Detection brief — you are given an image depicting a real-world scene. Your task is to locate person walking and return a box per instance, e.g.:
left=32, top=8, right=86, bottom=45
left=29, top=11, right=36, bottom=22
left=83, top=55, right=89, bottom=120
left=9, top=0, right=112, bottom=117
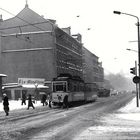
left=63, top=95, right=69, bottom=109
left=41, top=94, right=47, bottom=106
left=27, top=94, right=35, bottom=110
left=2, top=93, right=9, bottom=116
left=21, top=93, right=26, bottom=105
left=47, top=94, right=52, bottom=108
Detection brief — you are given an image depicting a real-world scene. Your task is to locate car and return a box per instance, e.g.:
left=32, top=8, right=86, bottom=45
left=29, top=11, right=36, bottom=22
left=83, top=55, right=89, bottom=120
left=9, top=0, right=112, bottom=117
left=110, top=90, right=118, bottom=96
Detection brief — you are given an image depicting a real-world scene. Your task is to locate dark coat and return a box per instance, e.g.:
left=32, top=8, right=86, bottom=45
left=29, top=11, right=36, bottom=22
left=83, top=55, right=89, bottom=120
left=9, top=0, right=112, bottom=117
left=22, top=93, right=26, bottom=101
left=3, top=96, right=9, bottom=106
left=28, top=95, right=33, bottom=106
left=41, top=94, right=47, bottom=103
left=63, top=95, right=68, bottom=104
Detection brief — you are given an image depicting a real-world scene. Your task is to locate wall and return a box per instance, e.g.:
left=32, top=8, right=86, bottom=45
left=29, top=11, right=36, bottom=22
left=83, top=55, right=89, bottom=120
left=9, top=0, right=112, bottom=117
left=83, top=47, right=104, bottom=87
left=1, top=32, right=56, bottom=83
left=55, top=27, right=83, bottom=79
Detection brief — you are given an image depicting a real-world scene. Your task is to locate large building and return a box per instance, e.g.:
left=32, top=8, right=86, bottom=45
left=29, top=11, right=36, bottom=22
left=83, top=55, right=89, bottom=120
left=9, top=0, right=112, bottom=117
left=0, top=5, right=83, bottom=81
left=0, top=4, right=104, bottom=99
left=82, top=47, right=104, bottom=88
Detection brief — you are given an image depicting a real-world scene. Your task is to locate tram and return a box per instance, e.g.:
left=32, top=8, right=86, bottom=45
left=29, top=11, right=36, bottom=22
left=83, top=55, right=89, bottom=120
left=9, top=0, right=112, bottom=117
left=50, top=75, right=98, bottom=106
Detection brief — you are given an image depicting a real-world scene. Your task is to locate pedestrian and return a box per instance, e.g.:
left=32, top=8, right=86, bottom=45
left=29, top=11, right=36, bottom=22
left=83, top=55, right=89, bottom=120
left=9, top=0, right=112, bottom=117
left=41, top=94, right=47, bottom=106
left=47, top=94, right=52, bottom=108
left=2, top=93, right=9, bottom=116
left=21, top=93, right=26, bottom=105
left=27, top=94, right=35, bottom=110
left=63, top=94, right=69, bottom=109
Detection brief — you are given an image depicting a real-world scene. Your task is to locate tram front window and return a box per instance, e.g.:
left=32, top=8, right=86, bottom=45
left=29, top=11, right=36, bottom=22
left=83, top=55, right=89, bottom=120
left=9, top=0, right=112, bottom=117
left=56, top=85, right=64, bottom=91
left=53, top=82, right=67, bottom=92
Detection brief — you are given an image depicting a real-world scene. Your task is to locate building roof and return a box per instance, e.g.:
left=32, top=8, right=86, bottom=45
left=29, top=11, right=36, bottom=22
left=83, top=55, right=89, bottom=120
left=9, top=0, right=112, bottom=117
left=0, top=6, right=55, bottom=34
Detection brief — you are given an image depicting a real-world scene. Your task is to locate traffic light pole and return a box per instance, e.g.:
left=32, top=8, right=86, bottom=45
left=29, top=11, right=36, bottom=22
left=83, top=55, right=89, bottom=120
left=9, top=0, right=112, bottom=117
left=137, top=21, right=140, bottom=100
left=113, top=11, right=140, bottom=106
left=135, top=61, right=139, bottom=107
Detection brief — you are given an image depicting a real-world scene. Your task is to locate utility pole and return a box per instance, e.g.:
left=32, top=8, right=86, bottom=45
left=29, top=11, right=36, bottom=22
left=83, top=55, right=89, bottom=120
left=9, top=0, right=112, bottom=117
left=135, top=61, right=139, bottom=107
left=113, top=10, right=140, bottom=101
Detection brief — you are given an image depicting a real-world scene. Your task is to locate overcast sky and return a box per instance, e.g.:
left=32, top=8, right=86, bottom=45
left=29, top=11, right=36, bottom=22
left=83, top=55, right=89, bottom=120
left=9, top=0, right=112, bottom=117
left=0, top=0, right=140, bottom=78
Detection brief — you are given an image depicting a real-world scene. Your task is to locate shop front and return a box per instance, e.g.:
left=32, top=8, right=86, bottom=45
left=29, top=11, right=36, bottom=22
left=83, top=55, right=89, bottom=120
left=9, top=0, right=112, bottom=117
left=3, top=78, right=49, bottom=100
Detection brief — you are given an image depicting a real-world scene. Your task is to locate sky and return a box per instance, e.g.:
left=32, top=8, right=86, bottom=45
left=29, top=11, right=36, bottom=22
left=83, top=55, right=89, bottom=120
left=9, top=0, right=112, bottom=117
left=0, top=0, right=139, bottom=78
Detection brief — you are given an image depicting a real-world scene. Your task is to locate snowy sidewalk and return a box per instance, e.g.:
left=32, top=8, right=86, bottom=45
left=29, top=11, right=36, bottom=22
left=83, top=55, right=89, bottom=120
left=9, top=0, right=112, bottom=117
left=74, top=97, right=140, bottom=140
left=117, top=97, right=140, bottom=121
left=0, top=100, right=42, bottom=112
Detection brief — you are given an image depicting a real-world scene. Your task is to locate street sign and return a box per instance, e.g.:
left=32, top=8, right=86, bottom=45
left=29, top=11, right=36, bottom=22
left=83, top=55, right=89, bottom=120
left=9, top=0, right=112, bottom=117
left=18, top=78, right=45, bottom=85
left=133, top=76, right=140, bottom=84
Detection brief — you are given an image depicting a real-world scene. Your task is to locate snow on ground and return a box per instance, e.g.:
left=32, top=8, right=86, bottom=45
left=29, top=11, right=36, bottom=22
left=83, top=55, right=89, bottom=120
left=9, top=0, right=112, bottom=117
left=117, top=97, right=140, bottom=121
left=0, top=99, right=42, bottom=112
left=74, top=97, right=140, bottom=140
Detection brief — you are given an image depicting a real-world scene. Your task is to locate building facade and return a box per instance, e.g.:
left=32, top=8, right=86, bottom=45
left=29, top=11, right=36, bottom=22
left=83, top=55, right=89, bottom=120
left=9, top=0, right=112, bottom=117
left=0, top=5, right=83, bottom=83
left=83, top=47, right=104, bottom=88
left=0, top=5, right=104, bottom=99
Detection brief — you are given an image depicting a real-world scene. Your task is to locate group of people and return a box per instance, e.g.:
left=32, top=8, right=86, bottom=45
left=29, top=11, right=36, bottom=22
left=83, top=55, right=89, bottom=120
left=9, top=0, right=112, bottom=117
left=2, top=92, right=52, bottom=116
left=2, top=93, right=68, bottom=116
left=41, top=94, right=52, bottom=108
left=2, top=93, right=36, bottom=116
left=22, top=93, right=52, bottom=109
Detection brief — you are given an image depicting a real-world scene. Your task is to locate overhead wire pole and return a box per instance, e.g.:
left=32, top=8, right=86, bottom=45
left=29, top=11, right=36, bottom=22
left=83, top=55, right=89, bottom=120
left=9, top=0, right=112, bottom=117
left=137, top=18, right=140, bottom=100
left=113, top=11, right=140, bottom=101
left=135, top=61, right=139, bottom=107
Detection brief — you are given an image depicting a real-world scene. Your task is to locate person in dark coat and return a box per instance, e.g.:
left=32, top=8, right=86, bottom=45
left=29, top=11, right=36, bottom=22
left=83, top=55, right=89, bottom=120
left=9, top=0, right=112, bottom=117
left=21, top=93, right=26, bottom=105
left=63, top=95, right=69, bottom=109
left=2, top=93, right=9, bottom=116
left=47, top=94, right=52, bottom=108
left=27, top=94, right=35, bottom=110
left=41, top=94, right=47, bottom=106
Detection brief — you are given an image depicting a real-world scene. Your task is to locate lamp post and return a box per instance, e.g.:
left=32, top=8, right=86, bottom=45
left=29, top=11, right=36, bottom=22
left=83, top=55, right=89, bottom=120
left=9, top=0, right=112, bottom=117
left=114, top=10, right=140, bottom=101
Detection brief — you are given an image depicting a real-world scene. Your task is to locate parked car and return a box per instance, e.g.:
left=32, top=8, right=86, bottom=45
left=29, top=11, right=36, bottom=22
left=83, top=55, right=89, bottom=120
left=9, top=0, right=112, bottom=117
left=110, top=90, right=118, bottom=96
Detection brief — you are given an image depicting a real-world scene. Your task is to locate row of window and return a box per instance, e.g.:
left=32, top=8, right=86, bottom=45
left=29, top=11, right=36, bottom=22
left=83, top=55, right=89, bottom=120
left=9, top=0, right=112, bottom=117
left=56, top=32, right=82, bottom=54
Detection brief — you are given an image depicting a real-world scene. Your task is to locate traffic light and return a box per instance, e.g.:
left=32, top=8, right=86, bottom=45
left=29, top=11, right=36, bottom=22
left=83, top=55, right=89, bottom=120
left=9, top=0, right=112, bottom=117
left=130, top=67, right=136, bottom=75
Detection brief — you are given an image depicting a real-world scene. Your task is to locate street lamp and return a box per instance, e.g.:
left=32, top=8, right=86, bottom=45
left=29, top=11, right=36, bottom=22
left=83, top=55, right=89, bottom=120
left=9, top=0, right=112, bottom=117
left=114, top=10, right=140, bottom=102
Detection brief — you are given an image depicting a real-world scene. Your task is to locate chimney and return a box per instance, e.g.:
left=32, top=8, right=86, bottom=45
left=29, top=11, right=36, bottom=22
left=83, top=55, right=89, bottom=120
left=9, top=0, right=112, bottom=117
left=61, top=27, right=71, bottom=35
left=72, top=33, right=82, bottom=43
left=25, top=0, right=29, bottom=8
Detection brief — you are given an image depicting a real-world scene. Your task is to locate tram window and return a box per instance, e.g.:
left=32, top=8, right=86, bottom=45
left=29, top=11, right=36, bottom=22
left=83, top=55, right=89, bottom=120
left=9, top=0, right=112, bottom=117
left=56, top=85, right=63, bottom=91
left=53, top=84, right=67, bottom=92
